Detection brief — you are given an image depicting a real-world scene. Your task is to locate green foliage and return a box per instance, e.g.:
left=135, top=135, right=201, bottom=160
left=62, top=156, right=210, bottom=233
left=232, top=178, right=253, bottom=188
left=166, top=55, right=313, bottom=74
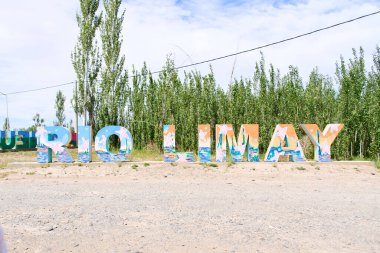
left=2, top=117, right=9, bottom=131
left=375, top=160, right=380, bottom=170
left=26, top=113, right=45, bottom=132
left=54, top=90, right=66, bottom=126
left=104, top=47, right=380, bottom=161
left=72, top=0, right=102, bottom=129
left=116, top=46, right=377, bottom=161
left=97, top=0, right=128, bottom=149
left=70, top=1, right=379, bottom=161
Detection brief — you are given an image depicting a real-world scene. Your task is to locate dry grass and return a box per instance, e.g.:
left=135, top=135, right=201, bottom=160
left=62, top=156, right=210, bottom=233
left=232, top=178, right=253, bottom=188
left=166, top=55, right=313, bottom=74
left=375, top=160, right=380, bottom=170
left=0, top=150, right=36, bottom=167
left=0, top=148, right=165, bottom=168
left=130, top=149, right=162, bottom=161
left=0, top=171, right=16, bottom=179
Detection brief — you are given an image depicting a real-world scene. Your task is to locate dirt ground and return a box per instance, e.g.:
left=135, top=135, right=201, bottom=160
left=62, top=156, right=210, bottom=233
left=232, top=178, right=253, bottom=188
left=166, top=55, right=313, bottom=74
left=0, top=161, right=379, bottom=253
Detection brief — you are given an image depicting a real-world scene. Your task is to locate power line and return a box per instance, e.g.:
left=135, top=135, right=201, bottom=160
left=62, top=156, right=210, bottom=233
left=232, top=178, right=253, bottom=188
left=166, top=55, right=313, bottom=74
left=3, top=9, right=380, bottom=95
left=168, top=10, right=380, bottom=71
left=5, top=81, right=75, bottom=95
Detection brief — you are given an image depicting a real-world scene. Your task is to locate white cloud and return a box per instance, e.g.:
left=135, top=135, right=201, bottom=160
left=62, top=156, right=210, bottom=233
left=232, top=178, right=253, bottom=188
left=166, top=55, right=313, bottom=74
left=0, top=0, right=379, bottom=129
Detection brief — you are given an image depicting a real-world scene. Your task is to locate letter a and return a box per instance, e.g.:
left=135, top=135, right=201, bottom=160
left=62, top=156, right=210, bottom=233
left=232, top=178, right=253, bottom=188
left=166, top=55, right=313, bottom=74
left=264, top=124, right=305, bottom=162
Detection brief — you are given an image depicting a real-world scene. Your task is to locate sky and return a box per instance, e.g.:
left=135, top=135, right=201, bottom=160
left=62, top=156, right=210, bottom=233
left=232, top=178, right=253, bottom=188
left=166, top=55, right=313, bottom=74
left=0, top=0, right=379, bottom=129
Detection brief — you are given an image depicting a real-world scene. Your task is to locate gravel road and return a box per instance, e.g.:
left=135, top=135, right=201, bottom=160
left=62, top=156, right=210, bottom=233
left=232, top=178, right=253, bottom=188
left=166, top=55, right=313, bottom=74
left=0, top=162, right=379, bottom=252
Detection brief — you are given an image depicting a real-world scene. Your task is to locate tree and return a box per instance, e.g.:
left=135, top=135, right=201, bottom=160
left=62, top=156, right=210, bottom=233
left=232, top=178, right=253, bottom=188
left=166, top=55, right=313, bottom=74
left=68, top=119, right=75, bottom=133
left=28, top=114, right=45, bottom=132
left=2, top=117, right=9, bottom=131
left=72, top=0, right=102, bottom=128
left=120, top=47, right=380, bottom=161
left=336, top=47, right=367, bottom=159
left=366, top=46, right=380, bottom=160
left=54, top=90, right=66, bottom=126
left=97, top=0, right=128, bottom=130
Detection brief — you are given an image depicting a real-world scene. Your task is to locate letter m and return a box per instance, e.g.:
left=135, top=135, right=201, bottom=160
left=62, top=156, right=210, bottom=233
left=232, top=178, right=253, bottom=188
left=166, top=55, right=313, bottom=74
left=215, top=124, right=259, bottom=162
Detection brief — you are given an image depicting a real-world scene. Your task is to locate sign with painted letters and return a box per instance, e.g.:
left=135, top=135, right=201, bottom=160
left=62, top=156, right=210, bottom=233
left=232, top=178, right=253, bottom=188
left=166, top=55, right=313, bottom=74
left=0, top=131, right=76, bottom=151
left=2, top=123, right=343, bottom=164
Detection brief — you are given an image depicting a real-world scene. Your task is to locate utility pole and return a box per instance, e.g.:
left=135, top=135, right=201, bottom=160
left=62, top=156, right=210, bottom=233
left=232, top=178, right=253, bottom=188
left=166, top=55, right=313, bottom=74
left=75, top=81, right=79, bottom=134
left=84, top=48, right=89, bottom=126
left=0, top=91, right=9, bottom=131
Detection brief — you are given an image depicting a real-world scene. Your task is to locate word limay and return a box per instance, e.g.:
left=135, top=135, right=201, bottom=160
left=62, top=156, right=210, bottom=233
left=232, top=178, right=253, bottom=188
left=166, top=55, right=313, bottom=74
left=33, top=123, right=344, bottom=164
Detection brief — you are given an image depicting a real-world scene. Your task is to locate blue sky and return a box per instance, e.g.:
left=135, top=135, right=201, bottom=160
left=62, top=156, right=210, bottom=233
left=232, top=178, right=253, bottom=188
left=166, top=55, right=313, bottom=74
left=0, top=0, right=379, bottom=129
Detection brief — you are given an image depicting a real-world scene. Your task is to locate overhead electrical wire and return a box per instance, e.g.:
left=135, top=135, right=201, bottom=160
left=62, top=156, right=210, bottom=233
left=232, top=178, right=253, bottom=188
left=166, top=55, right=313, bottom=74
left=5, top=81, right=75, bottom=95
left=168, top=10, right=380, bottom=71
left=3, top=9, right=379, bottom=96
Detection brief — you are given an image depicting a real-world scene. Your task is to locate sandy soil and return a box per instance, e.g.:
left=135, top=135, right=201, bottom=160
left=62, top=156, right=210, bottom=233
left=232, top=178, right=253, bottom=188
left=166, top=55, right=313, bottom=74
left=0, top=161, right=379, bottom=253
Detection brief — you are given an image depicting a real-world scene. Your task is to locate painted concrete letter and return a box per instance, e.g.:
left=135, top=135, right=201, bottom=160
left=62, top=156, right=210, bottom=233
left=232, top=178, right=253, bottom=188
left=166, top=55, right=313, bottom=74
left=264, top=124, right=305, bottom=162
left=36, top=126, right=74, bottom=163
left=78, top=126, right=92, bottom=163
left=198, top=124, right=211, bottom=163
left=0, top=131, right=15, bottom=150
left=215, top=124, right=259, bottom=162
left=95, top=126, right=133, bottom=162
left=15, top=131, right=30, bottom=149
left=301, top=124, right=344, bottom=162
left=163, top=125, right=194, bottom=162
left=0, top=131, right=36, bottom=150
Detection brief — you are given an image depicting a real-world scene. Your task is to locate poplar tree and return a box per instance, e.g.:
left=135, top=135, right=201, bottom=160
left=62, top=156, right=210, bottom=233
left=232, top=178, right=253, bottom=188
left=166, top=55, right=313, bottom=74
left=366, top=46, right=380, bottom=160
left=336, top=47, right=367, bottom=158
left=69, top=8, right=378, bottom=164
left=97, top=0, right=128, bottom=131
left=2, top=118, right=9, bottom=131
left=54, top=90, right=66, bottom=126
left=72, top=0, right=102, bottom=129
left=30, top=114, right=44, bottom=132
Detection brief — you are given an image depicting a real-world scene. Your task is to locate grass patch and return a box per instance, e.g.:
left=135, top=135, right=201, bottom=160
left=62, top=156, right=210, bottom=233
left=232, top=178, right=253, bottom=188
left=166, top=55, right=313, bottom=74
left=272, top=163, right=278, bottom=168
left=0, top=172, right=10, bottom=179
left=227, top=161, right=235, bottom=168
left=201, top=163, right=209, bottom=168
left=117, top=162, right=123, bottom=168
left=0, top=171, right=16, bottom=179
left=26, top=172, right=36, bottom=176
left=315, top=166, right=320, bottom=170
left=143, top=163, right=150, bottom=167
left=130, top=148, right=162, bottom=161
left=295, top=166, right=306, bottom=171
left=131, top=164, right=139, bottom=170
left=202, top=163, right=218, bottom=169
left=170, top=162, right=177, bottom=167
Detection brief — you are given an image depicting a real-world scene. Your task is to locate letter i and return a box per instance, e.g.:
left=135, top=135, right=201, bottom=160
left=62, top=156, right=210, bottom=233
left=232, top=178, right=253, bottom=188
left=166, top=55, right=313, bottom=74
left=78, top=126, right=92, bottom=163
left=198, top=124, right=211, bottom=162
